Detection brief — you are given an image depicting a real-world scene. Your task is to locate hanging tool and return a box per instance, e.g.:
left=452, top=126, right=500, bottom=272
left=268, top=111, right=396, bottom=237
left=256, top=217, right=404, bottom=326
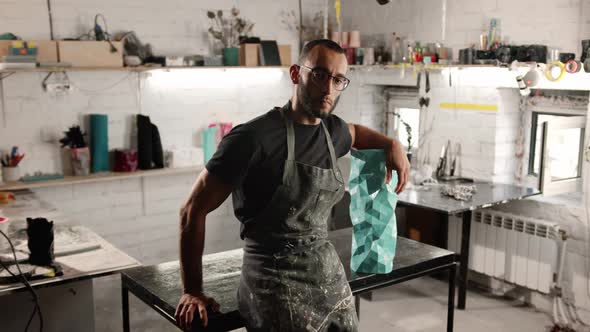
left=425, top=69, right=430, bottom=93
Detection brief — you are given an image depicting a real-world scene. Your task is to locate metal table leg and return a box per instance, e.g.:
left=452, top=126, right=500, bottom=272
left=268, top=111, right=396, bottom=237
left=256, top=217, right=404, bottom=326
left=355, top=295, right=360, bottom=320
left=122, top=283, right=130, bottom=332
left=447, top=263, right=456, bottom=332
left=458, top=211, right=472, bottom=309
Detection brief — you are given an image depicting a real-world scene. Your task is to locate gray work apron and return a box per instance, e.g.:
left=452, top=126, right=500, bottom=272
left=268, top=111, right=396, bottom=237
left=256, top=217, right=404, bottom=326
left=237, top=104, right=358, bottom=332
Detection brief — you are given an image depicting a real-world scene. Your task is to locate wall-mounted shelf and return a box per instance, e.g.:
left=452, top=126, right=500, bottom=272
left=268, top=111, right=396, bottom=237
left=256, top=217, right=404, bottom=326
left=351, top=64, right=590, bottom=91
left=0, top=165, right=204, bottom=191
left=0, top=65, right=290, bottom=74
left=0, top=64, right=502, bottom=74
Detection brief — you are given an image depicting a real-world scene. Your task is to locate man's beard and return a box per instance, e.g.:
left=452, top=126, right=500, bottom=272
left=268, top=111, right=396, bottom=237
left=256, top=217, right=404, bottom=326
left=296, top=81, right=340, bottom=120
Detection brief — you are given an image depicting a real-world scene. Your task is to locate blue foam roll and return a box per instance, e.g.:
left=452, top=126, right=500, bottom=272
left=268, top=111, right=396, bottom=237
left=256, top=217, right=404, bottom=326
left=90, top=114, right=109, bottom=172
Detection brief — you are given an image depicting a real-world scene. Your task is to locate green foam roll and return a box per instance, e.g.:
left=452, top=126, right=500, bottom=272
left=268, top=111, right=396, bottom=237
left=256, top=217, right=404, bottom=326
left=90, top=114, right=109, bottom=172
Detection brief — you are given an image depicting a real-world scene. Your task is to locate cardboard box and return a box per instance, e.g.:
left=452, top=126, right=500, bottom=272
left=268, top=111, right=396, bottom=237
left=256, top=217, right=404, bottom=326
left=0, top=40, right=58, bottom=63
left=278, top=45, right=292, bottom=66
left=32, top=41, right=58, bottom=63
left=58, top=41, right=123, bottom=67
left=240, top=43, right=259, bottom=67
left=0, top=41, right=12, bottom=58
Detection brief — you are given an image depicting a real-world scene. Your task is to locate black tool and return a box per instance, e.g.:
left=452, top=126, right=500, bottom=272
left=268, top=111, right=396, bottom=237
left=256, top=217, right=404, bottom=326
left=26, top=217, right=55, bottom=266
left=419, top=97, right=430, bottom=108
left=559, top=53, right=575, bottom=63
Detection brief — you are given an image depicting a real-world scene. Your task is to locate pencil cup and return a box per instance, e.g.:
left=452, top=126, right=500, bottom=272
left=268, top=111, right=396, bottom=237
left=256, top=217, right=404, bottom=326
left=2, top=166, right=20, bottom=182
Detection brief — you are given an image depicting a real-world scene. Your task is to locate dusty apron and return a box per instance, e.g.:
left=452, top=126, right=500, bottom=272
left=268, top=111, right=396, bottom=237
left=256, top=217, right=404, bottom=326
left=237, top=105, right=358, bottom=332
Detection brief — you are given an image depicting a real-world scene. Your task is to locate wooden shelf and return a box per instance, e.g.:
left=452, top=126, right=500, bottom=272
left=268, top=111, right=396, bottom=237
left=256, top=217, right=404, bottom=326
left=0, top=64, right=496, bottom=74
left=0, top=65, right=290, bottom=74
left=0, top=166, right=204, bottom=191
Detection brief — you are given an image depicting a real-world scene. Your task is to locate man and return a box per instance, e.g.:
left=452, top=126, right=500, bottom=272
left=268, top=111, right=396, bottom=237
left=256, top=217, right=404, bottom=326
left=175, top=39, right=410, bottom=331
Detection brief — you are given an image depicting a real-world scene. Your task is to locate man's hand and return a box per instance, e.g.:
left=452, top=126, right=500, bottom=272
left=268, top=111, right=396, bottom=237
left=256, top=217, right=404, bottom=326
left=175, top=292, right=220, bottom=330
left=386, top=140, right=410, bottom=194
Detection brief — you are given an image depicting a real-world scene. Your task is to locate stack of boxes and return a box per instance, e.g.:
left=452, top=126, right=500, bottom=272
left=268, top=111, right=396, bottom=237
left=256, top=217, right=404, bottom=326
left=0, top=41, right=39, bottom=69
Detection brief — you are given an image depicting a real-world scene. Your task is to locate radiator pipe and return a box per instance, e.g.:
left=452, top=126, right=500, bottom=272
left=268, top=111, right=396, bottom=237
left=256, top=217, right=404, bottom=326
left=557, top=296, right=570, bottom=327
left=553, top=297, right=561, bottom=326
left=557, top=231, right=567, bottom=286
left=554, top=231, right=570, bottom=327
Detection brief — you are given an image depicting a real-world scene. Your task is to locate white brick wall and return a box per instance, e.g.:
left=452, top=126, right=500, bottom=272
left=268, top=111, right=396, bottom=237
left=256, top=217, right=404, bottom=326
left=342, top=0, right=590, bottom=59
left=0, top=0, right=310, bottom=65
left=0, top=69, right=383, bottom=263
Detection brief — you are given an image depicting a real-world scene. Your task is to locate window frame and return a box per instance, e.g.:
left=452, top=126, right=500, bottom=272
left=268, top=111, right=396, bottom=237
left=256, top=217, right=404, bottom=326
left=538, top=115, right=586, bottom=195
left=528, top=111, right=586, bottom=177
left=384, top=87, right=421, bottom=153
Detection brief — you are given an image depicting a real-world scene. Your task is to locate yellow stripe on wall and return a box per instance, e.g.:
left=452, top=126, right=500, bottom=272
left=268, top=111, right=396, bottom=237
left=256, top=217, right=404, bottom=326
left=439, top=103, right=499, bottom=112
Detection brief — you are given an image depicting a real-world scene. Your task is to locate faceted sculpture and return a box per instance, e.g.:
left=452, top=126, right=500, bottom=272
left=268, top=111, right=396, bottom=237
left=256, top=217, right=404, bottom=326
left=349, top=149, right=398, bottom=274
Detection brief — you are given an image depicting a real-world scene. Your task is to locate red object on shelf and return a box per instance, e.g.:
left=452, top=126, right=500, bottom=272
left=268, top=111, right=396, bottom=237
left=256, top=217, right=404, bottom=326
left=345, top=48, right=356, bottom=65
left=114, top=149, right=138, bottom=172
left=413, top=52, right=424, bottom=63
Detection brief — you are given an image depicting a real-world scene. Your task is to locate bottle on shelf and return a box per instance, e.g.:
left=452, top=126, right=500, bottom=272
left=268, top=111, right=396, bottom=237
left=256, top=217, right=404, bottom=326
left=391, top=33, right=402, bottom=64
left=413, top=42, right=423, bottom=63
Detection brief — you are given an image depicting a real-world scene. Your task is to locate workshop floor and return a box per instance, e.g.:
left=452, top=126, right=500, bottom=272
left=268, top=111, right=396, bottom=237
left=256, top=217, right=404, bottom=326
left=94, top=274, right=552, bottom=332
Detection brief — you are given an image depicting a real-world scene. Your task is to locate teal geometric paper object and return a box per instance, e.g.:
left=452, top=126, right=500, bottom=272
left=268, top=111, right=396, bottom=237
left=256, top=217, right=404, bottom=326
left=349, top=149, right=398, bottom=274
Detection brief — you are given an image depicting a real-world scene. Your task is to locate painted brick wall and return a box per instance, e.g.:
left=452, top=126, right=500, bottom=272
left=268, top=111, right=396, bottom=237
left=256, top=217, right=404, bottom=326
left=1, top=67, right=383, bottom=264
left=341, top=0, right=590, bottom=59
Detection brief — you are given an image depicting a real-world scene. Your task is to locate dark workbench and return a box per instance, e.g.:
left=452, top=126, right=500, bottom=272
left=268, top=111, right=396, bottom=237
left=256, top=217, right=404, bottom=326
left=397, top=181, right=540, bottom=309
left=121, top=227, right=457, bottom=331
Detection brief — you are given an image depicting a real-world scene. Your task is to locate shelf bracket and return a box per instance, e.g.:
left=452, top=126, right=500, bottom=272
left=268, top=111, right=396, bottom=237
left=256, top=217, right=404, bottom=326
left=41, top=71, right=70, bottom=91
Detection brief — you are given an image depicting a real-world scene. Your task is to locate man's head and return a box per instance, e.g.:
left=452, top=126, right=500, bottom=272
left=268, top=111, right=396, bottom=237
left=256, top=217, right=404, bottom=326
left=290, top=39, right=349, bottom=120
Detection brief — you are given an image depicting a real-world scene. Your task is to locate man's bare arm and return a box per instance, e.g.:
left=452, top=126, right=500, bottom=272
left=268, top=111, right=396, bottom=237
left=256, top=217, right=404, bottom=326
left=347, top=123, right=410, bottom=193
left=176, top=169, right=232, bottom=329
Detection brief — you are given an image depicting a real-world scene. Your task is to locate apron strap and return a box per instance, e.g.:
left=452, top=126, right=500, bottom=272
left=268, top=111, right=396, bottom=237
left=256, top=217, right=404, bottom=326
left=321, top=121, right=343, bottom=183
left=280, top=105, right=296, bottom=184
left=280, top=103, right=343, bottom=184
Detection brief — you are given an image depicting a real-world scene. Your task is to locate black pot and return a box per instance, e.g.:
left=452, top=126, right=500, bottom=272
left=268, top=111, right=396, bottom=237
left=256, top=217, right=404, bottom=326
left=495, top=46, right=513, bottom=63
left=459, top=48, right=474, bottom=65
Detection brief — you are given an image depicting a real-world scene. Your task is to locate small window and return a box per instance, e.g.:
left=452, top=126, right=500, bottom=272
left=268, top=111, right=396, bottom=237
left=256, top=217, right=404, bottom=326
left=386, top=107, right=420, bottom=151
left=529, top=113, right=586, bottom=194
left=384, top=87, right=420, bottom=152
left=529, top=114, right=585, bottom=179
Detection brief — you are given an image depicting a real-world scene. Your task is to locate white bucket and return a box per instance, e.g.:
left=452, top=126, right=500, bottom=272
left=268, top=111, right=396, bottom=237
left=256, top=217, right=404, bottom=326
left=0, top=216, right=9, bottom=252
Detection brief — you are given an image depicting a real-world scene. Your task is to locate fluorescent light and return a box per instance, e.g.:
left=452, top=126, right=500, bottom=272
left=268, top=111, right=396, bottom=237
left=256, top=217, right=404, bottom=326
left=145, top=67, right=285, bottom=89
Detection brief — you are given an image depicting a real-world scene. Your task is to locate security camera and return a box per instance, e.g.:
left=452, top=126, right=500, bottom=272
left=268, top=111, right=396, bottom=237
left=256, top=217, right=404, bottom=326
left=377, top=0, right=391, bottom=4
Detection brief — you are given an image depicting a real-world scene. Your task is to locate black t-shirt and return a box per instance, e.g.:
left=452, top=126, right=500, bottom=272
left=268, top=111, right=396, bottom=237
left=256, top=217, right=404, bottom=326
left=205, top=103, right=352, bottom=236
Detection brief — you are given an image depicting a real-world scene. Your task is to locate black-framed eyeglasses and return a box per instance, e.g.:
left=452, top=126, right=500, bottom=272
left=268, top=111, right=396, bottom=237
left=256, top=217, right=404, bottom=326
left=298, top=65, right=350, bottom=91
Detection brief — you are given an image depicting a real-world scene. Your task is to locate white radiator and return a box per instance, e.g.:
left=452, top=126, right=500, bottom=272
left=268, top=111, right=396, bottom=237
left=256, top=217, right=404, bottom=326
left=448, top=210, right=560, bottom=294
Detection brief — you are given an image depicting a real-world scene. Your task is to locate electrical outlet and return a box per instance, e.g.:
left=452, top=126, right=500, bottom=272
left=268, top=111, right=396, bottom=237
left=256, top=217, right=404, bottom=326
left=44, top=83, right=71, bottom=93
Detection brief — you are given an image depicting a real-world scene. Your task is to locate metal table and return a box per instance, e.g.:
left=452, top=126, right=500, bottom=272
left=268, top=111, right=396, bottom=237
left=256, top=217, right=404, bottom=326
left=0, top=191, right=140, bottom=332
left=397, top=181, right=540, bottom=309
left=121, top=228, right=457, bottom=331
